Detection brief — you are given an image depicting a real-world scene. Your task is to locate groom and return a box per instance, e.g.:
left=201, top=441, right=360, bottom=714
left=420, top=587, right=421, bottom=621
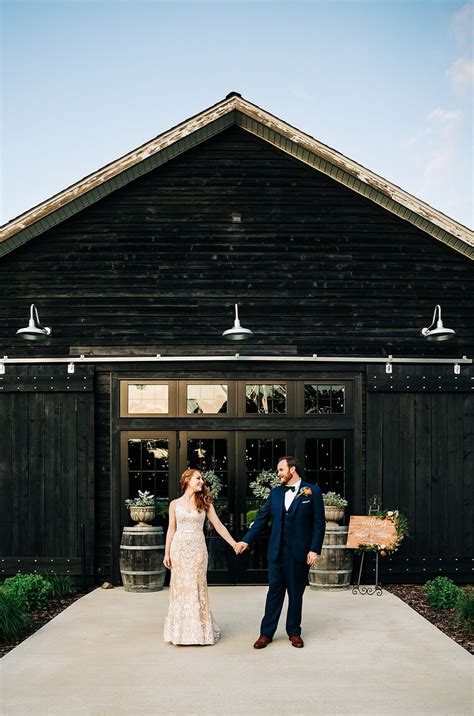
left=235, top=456, right=325, bottom=649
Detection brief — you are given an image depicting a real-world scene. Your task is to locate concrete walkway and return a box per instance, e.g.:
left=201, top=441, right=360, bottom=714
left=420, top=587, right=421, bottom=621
left=1, top=586, right=472, bottom=716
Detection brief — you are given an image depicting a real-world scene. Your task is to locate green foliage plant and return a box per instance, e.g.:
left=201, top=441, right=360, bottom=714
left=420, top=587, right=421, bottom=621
left=456, top=589, right=474, bottom=631
left=322, top=491, right=348, bottom=508
left=249, top=470, right=279, bottom=500
left=45, top=574, right=76, bottom=599
left=0, top=588, right=27, bottom=643
left=155, top=498, right=170, bottom=518
left=202, top=470, right=223, bottom=500
left=124, top=489, right=156, bottom=508
left=425, top=576, right=460, bottom=609
left=2, top=573, right=52, bottom=612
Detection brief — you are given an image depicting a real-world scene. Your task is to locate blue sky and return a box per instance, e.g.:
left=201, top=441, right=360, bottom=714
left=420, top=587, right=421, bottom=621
left=1, top=0, right=473, bottom=228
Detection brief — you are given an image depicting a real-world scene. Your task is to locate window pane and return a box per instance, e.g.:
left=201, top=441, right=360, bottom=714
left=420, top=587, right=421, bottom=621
left=127, top=438, right=169, bottom=501
left=304, top=384, right=345, bottom=414
left=304, top=438, right=345, bottom=495
left=186, top=384, right=228, bottom=414
left=331, top=385, right=345, bottom=413
left=128, top=384, right=169, bottom=414
left=245, top=438, right=286, bottom=571
left=186, top=438, right=228, bottom=498
left=185, top=438, right=231, bottom=570
left=245, top=384, right=287, bottom=414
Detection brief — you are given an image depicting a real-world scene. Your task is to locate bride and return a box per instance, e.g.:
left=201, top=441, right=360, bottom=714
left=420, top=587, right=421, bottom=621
left=163, top=468, right=238, bottom=645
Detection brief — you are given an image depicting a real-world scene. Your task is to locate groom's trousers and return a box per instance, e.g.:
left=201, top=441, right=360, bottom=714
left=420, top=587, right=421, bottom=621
left=260, top=543, right=309, bottom=638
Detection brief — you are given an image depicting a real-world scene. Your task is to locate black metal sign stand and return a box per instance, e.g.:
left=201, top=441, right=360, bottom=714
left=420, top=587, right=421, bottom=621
left=352, top=551, right=383, bottom=595
left=352, top=495, right=383, bottom=596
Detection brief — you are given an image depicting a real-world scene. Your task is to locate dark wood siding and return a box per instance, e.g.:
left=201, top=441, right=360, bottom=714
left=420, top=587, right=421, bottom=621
left=0, top=125, right=472, bottom=583
left=0, top=126, right=472, bottom=358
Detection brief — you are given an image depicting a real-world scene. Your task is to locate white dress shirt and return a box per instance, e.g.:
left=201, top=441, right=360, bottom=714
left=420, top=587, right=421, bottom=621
left=284, top=479, right=301, bottom=511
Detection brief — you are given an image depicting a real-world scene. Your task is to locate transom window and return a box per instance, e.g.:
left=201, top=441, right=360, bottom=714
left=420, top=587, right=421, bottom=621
left=120, top=379, right=351, bottom=418
left=245, top=384, right=287, bottom=414
left=128, top=384, right=169, bottom=414
left=187, top=384, right=228, bottom=414
left=304, top=384, right=345, bottom=414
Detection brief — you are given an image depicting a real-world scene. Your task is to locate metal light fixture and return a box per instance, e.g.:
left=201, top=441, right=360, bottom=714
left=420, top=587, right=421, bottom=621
left=222, top=303, right=253, bottom=341
left=421, top=304, right=455, bottom=342
left=16, top=304, right=52, bottom=342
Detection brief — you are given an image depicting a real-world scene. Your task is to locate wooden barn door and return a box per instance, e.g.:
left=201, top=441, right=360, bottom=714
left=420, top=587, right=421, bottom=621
left=0, top=366, right=95, bottom=581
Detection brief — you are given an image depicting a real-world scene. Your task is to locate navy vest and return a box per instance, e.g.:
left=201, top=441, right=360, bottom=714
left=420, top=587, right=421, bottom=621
left=281, top=500, right=291, bottom=547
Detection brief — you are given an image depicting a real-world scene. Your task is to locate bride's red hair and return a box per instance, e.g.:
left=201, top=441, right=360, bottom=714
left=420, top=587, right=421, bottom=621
left=180, top=469, right=213, bottom=513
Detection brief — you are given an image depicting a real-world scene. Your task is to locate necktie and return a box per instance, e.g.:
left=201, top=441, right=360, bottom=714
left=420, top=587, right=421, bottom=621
left=284, top=485, right=295, bottom=492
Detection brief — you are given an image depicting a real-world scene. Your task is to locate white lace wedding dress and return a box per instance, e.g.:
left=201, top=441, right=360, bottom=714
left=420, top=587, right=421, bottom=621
left=163, top=502, right=220, bottom=645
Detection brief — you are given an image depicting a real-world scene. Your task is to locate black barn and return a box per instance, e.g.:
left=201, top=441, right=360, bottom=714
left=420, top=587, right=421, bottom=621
left=0, top=93, right=472, bottom=585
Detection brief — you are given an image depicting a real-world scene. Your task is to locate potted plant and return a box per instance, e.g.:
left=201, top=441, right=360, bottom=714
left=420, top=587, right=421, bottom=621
left=322, top=491, right=348, bottom=526
left=125, top=490, right=156, bottom=528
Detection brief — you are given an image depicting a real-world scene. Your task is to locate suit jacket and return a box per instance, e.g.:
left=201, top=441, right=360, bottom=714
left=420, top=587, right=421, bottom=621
left=242, top=481, right=325, bottom=563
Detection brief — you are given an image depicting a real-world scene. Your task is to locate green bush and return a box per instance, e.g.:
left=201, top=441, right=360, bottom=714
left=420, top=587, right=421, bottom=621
left=2, top=573, right=53, bottom=612
left=456, top=590, right=474, bottom=631
left=0, top=588, right=27, bottom=643
left=45, top=574, right=76, bottom=599
left=425, top=576, right=460, bottom=609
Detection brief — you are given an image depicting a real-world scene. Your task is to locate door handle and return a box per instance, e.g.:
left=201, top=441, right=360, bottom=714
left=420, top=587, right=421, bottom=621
left=240, top=513, right=246, bottom=530
left=229, top=513, right=234, bottom=530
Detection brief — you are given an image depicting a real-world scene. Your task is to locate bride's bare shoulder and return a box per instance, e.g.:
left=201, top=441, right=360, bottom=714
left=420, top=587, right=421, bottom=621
left=169, top=498, right=180, bottom=509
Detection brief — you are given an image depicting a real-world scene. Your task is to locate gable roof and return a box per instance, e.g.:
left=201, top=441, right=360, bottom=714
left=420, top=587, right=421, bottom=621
left=1, top=92, right=473, bottom=259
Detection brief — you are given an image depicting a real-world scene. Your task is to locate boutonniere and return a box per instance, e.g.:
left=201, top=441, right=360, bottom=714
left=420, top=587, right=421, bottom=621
left=297, top=487, right=312, bottom=498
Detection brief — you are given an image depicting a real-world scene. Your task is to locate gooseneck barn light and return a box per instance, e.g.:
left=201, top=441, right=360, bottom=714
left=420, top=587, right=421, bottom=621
left=16, top=304, right=52, bottom=342
left=421, top=305, right=455, bottom=342
left=222, top=303, right=254, bottom=341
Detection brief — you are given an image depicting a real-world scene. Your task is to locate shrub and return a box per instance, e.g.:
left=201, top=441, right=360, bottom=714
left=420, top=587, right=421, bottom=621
left=2, top=573, right=53, bottom=612
left=0, top=588, right=27, bottom=643
left=425, top=576, right=460, bottom=609
left=456, top=589, right=474, bottom=631
left=45, top=574, right=76, bottom=600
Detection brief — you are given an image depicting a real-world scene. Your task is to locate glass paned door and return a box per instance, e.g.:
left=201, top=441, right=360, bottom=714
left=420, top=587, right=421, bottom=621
left=236, top=432, right=292, bottom=584
left=121, top=431, right=177, bottom=529
left=296, top=430, right=352, bottom=517
left=179, top=432, right=235, bottom=584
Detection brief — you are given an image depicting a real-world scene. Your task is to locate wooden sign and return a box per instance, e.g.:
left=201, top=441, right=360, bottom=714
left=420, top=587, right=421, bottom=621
left=346, top=516, right=398, bottom=550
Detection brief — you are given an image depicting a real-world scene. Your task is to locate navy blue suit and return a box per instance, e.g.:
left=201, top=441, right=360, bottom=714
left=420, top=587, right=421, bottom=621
left=242, top=481, right=325, bottom=638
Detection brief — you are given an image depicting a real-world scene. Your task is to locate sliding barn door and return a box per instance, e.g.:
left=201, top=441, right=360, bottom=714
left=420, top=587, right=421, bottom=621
left=0, top=366, right=95, bottom=580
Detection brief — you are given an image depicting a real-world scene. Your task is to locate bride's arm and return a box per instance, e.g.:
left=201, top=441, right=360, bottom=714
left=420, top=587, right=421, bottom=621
left=206, top=503, right=237, bottom=549
left=164, top=501, right=177, bottom=569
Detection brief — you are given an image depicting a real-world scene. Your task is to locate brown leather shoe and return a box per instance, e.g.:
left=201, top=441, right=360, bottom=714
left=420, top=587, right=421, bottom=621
left=253, top=635, right=272, bottom=649
left=289, top=635, right=304, bottom=648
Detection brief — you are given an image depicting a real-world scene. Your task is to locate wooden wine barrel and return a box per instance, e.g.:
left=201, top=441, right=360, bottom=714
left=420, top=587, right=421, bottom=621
left=120, top=526, right=165, bottom=592
left=309, top=526, right=353, bottom=590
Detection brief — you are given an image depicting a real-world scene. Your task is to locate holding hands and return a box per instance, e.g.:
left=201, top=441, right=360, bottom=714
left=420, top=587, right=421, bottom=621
left=234, top=541, right=248, bottom=555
